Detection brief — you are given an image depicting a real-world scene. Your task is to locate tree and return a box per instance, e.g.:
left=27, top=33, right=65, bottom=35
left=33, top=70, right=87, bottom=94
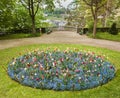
left=109, top=23, right=118, bottom=35
left=83, top=0, right=107, bottom=38
left=20, top=0, right=54, bottom=33
left=13, top=3, right=32, bottom=30
left=0, top=0, right=14, bottom=32
left=66, top=0, right=86, bottom=28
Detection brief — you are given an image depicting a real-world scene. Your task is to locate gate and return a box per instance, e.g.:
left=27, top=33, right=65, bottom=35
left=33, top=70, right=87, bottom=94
left=51, top=26, right=77, bottom=32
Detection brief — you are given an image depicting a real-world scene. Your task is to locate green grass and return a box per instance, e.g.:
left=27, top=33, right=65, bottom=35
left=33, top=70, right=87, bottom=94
left=0, top=33, right=41, bottom=40
left=87, top=32, right=120, bottom=42
left=0, top=44, right=120, bottom=98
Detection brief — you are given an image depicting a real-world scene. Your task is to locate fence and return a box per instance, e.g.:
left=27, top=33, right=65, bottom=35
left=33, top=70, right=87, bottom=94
left=77, top=27, right=120, bottom=34
left=50, top=26, right=77, bottom=32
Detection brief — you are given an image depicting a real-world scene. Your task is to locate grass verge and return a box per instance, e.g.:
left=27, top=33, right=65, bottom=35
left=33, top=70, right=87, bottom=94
left=87, top=32, right=120, bottom=42
left=0, top=33, right=41, bottom=40
left=0, top=44, right=120, bottom=98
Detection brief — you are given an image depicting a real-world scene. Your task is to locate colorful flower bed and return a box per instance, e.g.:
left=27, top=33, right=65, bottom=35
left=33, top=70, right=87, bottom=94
left=8, top=49, right=115, bottom=91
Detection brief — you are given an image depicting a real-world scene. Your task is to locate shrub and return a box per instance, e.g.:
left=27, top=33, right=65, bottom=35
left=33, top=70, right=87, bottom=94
left=109, top=23, right=118, bottom=35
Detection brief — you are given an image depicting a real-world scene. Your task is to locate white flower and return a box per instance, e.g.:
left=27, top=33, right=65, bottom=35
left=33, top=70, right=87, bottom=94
left=63, top=73, right=67, bottom=77
left=34, top=73, right=37, bottom=76
left=12, top=61, right=15, bottom=65
left=78, top=77, right=81, bottom=80
left=94, top=69, right=97, bottom=71
left=87, top=70, right=91, bottom=73
left=21, top=75, right=25, bottom=79
left=24, top=68, right=27, bottom=71
left=95, top=65, right=97, bottom=68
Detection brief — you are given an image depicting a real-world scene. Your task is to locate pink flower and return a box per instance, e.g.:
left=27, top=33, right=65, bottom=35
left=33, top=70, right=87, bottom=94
left=53, top=61, right=57, bottom=67
left=33, top=57, right=37, bottom=62
left=42, top=75, right=44, bottom=79
left=75, top=69, right=80, bottom=73
left=56, top=73, right=58, bottom=76
left=60, top=58, right=64, bottom=62
left=56, top=70, right=58, bottom=73
left=39, top=64, right=44, bottom=70
left=30, top=62, right=34, bottom=65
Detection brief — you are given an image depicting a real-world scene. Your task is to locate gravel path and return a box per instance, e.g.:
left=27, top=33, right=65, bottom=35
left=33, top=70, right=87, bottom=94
left=0, top=31, right=120, bottom=51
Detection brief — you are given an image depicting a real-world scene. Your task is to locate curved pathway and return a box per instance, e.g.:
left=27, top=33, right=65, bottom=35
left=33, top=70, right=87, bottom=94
left=0, top=31, right=120, bottom=51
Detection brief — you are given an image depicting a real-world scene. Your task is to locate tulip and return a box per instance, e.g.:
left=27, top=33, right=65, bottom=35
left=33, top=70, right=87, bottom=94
left=27, top=63, right=30, bottom=67
left=75, top=69, right=80, bottom=73
left=110, top=66, right=113, bottom=69
left=42, top=75, right=44, bottom=80
left=36, top=78, right=40, bottom=81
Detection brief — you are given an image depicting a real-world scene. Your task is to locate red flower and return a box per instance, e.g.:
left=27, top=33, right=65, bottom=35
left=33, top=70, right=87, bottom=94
left=27, top=63, right=31, bottom=67
left=82, top=62, right=86, bottom=64
left=56, top=70, right=58, bottom=73
left=110, top=66, right=113, bottom=69
left=36, top=78, right=40, bottom=81
left=97, top=73, right=100, bottom=76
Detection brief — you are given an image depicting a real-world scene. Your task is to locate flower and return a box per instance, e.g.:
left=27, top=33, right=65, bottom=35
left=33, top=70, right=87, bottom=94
left=60, top=58, right=64, bottom=62
left=33, top=57, right=37, bottom=62
left=12, top=61, right=16, bottom=65
left=41, top=75, right=44, bottom=79
left=36, top=78, right=40, bottom=81
left=75, top=69, right=80, bottom=73
left=53, top=61, right=57, bottom=67
left=34, top=64, right=39, bottom=68
left=40, top=64, right=44, bottom=70
left=8, top=48, right=115, bottom=91
left=26, top=63, right=31, bottom=67
left=34, top=73, right=37, bottom=76
left=21, top=75, right=25, bottom=79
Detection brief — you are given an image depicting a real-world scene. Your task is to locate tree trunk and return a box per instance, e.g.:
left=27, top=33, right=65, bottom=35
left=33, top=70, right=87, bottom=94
left=93, top=8, right=98, bottom=38
left=93, top=18, right=97, bottom=38
left=31, top=15, right=36, bottom=34
left=102, top=0, right=110, bottom=27
left=31, top=0, right=36, bottom=34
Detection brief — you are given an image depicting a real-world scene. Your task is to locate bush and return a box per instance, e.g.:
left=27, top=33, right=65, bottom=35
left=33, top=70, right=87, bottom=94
left=109, top=23, right=118, bottom=35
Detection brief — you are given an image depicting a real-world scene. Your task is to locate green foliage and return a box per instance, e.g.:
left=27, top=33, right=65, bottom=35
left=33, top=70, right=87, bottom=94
left=0, top=0, right=54, bottom=33
left=12, top=5, right=32, bottom=30
left=109, top=23, right=118, bottom=35
left=87, top=21, right=94, bottom=33
left=0, top=0, right=14, bottom=31
left=87, top=32, right=120, bottom=42
left=0, top=33, right=41, bottom=40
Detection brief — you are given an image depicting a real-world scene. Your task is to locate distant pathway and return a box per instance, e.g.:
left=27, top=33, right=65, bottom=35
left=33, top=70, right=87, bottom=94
left=0, top=31, right=120, bottom=51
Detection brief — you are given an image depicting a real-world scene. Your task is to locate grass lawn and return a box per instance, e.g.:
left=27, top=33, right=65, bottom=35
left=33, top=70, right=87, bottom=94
left=0, top=44, right=120, bottom=98
left=87, top=32, right=120, bottom=42
left=0, top=33, right=41, bottom=40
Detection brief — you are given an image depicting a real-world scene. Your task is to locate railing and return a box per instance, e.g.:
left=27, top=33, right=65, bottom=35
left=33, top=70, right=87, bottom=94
left=50, top=26, right=77, bottom=32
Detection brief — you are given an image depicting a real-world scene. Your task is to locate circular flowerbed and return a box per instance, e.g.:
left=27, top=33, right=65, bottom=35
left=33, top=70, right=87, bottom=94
left=8, top=49, right=115, bottom=91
